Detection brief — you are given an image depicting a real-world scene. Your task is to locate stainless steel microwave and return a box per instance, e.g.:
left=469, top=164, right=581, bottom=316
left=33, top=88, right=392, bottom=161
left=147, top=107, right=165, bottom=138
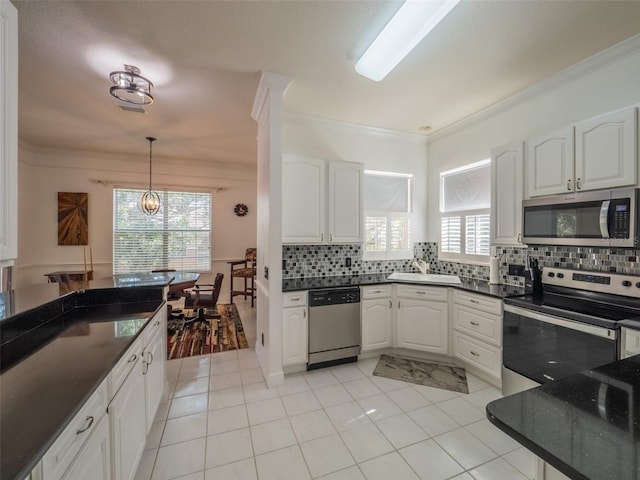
left=522, top=187, right=639, bottom=247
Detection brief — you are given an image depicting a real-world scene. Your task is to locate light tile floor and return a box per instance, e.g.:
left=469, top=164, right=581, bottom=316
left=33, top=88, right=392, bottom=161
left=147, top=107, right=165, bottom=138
left=136, top=299, right=536, bottom=480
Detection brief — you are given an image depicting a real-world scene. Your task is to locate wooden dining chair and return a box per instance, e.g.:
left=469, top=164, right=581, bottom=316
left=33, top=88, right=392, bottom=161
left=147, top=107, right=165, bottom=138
left=230, top=248, right=256, bottom=307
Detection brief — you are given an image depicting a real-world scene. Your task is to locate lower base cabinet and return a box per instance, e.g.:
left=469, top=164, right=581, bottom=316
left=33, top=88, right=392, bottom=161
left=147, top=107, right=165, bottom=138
left=109, top=351, right=147, bottom=480
left=396, top=298, right=448, bottom=354
left=62, top=415, right=111, bottom=480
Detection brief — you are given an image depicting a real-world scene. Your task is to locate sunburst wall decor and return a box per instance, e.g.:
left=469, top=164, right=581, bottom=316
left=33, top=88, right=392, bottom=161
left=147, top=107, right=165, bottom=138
left=58, top=192, right=88, bottom=245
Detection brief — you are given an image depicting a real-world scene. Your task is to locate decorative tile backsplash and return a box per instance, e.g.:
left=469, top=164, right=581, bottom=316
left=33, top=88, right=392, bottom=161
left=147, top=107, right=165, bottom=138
left=283, top=242, right=640, bottom=286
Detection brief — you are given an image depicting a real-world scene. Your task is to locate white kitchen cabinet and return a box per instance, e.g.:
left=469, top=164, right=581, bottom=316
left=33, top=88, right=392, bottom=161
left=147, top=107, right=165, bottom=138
left=621, top=327, right=640, bottom=358
left=396, top=286, right=448, bottom=354
left=282, top=156, right=363, bottom=244
left=0, top=0, right=18, bottom=264
left=452, top=290, right=503, bottom=382
left=108, top=340, right=146, bottom=480
left=526, top=127, right=574, bottom=198
left=61, top=415, right=111, bottom=480
left=361, top=285, right=393, bottom=351
left=574, top=107, right=637, bottom=192
left=42, top=380, right=109, bottom=480
left=491, top=142, right=524, bottom=245
left=526, top=108, right=637, bottom=198
left=327, top=161, right=364, bottom=243
left=142, top=307, right=166, bottom=432
left=282, top=291, right=308, bottom=366
left=283, top=156, right=325, bottom=243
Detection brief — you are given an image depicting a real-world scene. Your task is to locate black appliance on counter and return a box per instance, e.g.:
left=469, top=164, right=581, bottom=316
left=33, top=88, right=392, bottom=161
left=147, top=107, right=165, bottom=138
left=503, top=267, right=640, bottom=395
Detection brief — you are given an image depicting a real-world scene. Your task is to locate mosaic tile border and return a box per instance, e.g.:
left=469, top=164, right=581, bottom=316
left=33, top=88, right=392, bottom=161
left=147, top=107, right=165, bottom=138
left=283, top=242, right=640, bottom=286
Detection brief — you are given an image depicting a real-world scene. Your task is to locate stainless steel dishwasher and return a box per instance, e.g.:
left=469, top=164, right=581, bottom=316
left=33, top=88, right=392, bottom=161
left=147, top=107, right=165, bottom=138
left=308, top=287, right=361, bottom=370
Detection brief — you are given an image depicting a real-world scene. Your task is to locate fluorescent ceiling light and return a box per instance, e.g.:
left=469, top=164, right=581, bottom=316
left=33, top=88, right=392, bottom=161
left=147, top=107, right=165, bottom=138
left=355, top=0, right=462, bottom=82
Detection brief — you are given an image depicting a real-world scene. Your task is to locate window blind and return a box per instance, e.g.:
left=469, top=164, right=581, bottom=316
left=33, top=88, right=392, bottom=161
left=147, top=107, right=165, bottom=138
left=113, top=189, right=211, bottom=274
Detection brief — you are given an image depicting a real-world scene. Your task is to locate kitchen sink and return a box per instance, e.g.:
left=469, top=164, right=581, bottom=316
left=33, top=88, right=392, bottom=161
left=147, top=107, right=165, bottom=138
left=386, top=272, right=462, bottom=285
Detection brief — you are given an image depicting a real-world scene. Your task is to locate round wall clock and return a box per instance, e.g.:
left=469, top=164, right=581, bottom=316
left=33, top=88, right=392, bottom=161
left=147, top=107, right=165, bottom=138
left=234, top=203, right=249, bottom=217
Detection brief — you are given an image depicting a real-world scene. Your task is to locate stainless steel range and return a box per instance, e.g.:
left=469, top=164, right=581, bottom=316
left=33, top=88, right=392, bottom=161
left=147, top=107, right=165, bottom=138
left=502, top=267, right=640, bottom=395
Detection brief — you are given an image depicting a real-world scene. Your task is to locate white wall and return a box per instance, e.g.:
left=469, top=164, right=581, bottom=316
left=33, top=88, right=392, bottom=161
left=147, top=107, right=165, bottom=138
left=283, top=114, right=429, bottom=242
left=16, top=141, right=257, bottom=299
left=426, top=37, right=640, bottom=241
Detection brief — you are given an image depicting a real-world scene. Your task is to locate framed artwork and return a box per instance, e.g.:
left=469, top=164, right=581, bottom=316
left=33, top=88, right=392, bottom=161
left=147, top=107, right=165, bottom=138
left=58, top=192, right=88, bottom=245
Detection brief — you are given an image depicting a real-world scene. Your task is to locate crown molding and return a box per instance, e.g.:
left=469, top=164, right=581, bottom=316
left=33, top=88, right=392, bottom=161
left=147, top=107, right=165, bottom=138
left=428, top=33, right=640, bottom=142
left=284, top=112, right=429, bottom=145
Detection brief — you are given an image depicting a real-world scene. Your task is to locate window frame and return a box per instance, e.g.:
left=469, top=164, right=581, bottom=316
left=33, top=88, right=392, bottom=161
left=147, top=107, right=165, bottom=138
left=113, top=188, right=212, bottom=274
left=363, top=171, right=413, bottom=261
left=439, top=159, right=491, bottom=265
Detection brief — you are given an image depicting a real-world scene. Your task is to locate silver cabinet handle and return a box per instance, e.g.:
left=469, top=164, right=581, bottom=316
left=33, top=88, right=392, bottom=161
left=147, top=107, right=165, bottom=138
left=576, top=178, right=581, bottom=190
left=303, top=309, right=307, bottom=318
left=330, top=233, right=333, bottom=242
left=567, top=179, right=572, bottom=191
left=371, top=290, right=382, bottom=294
left=143, top=360, right=149, bottom=375
left=291, top=297, right=300, bottom=302
left=469, top=299, right=480, bottom=304
left=416, top=291, right=426, bottom=295
left=470, top=321, right=480, bottom=326
left=470, top=351, right=479, bottom=357
left=76, top=416, right=94, bottom=435
left=147, top=351, right=153, bottom=365
left=154, top=320, right=160, bottom=326
left=321, top=233, right=324, bottom=242
left=398, top=300, right=400, bottom=309
left=388, top=300, right=392, bottom=309
left=128, top=354, right=137, bottom=363
left=517, top=233, right=521, bottom=243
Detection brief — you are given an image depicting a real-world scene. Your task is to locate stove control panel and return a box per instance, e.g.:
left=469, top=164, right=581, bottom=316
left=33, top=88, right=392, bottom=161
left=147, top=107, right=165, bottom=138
left=543, top=267, right=640, bottom=298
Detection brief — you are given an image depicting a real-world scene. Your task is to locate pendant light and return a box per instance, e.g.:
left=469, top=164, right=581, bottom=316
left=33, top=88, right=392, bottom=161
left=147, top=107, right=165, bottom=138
left=140, top=137, right=161, bottom=216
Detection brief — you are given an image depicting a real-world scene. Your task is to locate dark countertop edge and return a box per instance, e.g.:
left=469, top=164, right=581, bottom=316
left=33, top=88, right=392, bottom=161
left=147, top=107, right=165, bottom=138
left=486, top=405, right=588, bottom=480
left=7, top=299, right=166, bottom=480
left=282, top=274, right=524, bottom=299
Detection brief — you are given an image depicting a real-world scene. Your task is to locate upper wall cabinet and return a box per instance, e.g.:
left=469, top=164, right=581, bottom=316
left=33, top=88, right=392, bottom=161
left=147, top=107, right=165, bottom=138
left=574, top=108, right=637, bottom=192
left=283, top=156, right=363, bottom=244
left=526, top=108, right=637, bottom=198
left=491, top=142, right=524, bottom=245
left=526, top=127, right=574, bottom=198
left=0, top=1, right=18, bottom=265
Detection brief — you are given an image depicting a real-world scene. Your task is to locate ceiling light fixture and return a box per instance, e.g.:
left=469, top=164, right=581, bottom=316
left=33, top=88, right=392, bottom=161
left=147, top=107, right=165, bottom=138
left=109, top=64, right=154, bottom=105
left=140, top=137, right=161, bottom=216
left=355, top=0, right=461, bottom=82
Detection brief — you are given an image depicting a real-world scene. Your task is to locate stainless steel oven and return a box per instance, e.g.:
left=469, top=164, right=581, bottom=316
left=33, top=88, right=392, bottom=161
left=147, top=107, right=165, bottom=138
left=502, top=267, right=640, bottom=395
left=522, top=187, right=639, bottom=247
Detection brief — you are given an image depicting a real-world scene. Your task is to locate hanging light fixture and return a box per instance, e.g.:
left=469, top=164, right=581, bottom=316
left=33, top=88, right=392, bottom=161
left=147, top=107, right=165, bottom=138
left=109, top=64, right=154, bottom=105
left=140, top=137, right=161, bottom=216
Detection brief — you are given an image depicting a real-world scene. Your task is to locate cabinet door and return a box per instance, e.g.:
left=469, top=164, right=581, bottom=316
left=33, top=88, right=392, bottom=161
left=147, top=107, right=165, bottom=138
left=0, top=0, right=18, bottom=264
left=327, top=161, right=363, bottom=243
left=396, top=299, right=448, bottom=354
left=108, top=357, right=146, bottom=480
left=282, top=306, right=308, bottom=366
left=361, top=298, right=393, bottom=351
left=62, top=415, right=111, bottom=480
left=575, top=108, right=637, bottom=192
left=526, top=127, right=575, bottom=197
left=283, top=156, right=325, bottom=243
left=491, top=142, right=524, bottom=245
left=143, top=316, right=166, bottom=431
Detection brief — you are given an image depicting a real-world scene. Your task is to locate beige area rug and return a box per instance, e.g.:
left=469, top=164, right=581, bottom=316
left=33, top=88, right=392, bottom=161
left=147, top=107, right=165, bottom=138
left=373, top=354, right=469, bottom=394
left=167, top=303, right=249, bottom=360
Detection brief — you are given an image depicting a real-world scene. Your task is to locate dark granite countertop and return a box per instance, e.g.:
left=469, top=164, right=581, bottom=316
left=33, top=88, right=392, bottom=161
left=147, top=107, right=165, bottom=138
left=487, top=355, right=640, bottom=480
left=282, top=273, right=524, bottom=299
left=0, top=286, right=166, bottom=480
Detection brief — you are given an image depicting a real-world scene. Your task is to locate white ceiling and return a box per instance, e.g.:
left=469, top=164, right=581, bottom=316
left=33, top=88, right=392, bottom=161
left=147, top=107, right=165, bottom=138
left=13, top=0, right=640, bottom=166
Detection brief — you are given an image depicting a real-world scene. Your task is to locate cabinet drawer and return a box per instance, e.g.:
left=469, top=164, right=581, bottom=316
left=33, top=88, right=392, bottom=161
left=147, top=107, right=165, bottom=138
left=144, top=307, right=166, bottom=345
left=361, top=284, right=392, bottom=299
left=396, top=285, right=447, bottom=301
left=453, top=332, right=501, bottom=379
left=108, top=335, right=144, bottom=400
left=453, top=305, right=502, bottom=347
left=453, top=290, right=502, bottom=316
left=42, top=379, right=108, bottom=480
left=283, top=291, right=308, bottom=308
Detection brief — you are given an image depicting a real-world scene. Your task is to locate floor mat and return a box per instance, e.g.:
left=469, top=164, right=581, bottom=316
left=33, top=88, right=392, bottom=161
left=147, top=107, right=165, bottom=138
left=167, top=303, right=249, bottom=360
left=373, top=354, right=469, bottom=394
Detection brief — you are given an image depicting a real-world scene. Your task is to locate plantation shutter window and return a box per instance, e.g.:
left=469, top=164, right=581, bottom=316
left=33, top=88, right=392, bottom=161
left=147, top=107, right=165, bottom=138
left=440, top=160, right=491, bottom=263
left=113, top=188, right=211, bottom=274
left=364, top=171, right=412, bottom=260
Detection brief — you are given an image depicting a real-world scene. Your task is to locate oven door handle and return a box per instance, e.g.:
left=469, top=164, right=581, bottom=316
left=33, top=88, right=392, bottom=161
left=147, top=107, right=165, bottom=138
left=504, top=304, right=617, bottom=340
left=600, top=200, right=611, bottom=239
